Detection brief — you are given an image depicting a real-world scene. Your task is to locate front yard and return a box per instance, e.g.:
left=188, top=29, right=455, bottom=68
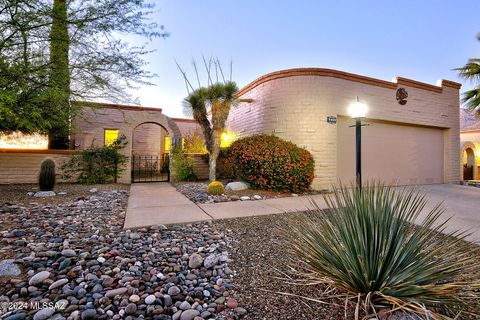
left=0, top=185, right=242, bottom=320
left=1, top=184, right=480, bottom=319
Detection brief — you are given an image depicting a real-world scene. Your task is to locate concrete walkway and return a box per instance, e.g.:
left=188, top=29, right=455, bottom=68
left=124, top=183, right=480, bottom=242
left=124, top=183, right=212, bottom=229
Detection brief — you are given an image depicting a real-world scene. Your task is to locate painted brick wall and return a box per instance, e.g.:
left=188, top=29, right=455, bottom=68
left=0, top=150, right=74, bottom=184
left=227, top=69, right=460, bottom=190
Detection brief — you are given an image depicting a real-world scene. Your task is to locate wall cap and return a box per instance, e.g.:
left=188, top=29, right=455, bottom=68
left=236, top=67, right=461, bottom=97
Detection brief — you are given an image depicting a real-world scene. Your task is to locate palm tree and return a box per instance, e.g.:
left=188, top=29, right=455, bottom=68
left=456, top=36, right=480, bottom=112
left=179, top=59, right=239, bottom=181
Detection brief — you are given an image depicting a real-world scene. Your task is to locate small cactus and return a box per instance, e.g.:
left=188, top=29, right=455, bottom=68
left=39, top=159, right=56, bottom=191
left=207, top=181, right=225, bottom=195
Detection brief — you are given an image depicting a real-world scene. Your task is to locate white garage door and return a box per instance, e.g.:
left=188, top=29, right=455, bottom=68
left=337, top=116, right=444, bottom=185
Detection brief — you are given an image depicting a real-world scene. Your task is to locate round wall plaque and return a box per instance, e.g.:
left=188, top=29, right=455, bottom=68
left=396, top=88, right=408, bottom=105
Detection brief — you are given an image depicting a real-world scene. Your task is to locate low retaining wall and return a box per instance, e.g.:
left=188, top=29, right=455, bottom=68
left=0, top=149, right=76, bottom=184
left=186, top=153, right=209, bottom=180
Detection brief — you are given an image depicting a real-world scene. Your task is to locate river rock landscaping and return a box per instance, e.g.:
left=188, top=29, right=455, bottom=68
left=0, top=185, right=244, bottom=320
left=175, top=182, right=321, bottom=204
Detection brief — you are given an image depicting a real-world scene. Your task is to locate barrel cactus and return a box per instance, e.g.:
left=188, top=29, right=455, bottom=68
left=39, top=159, right=56, bottom=191
left=207, top=181, right=225, bottom=195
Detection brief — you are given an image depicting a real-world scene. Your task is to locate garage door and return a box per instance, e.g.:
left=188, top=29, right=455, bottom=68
left=337, top=116, right=444, bottom=185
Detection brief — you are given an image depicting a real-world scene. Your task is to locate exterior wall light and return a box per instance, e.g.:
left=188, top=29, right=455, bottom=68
left=348, top=97, right=368, bottom=187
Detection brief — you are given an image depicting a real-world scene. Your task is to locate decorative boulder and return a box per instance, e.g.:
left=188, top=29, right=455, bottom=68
left=225, top=181, right=250, bottom=191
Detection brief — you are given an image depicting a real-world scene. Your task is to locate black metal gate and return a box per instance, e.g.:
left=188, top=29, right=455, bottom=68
left=132, top=154, right=169, bottom=183
left=464, top=164, right=474, bottom=181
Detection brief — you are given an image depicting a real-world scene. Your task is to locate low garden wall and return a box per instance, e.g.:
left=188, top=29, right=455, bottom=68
left=186, top=153, right=209, bottom=180
left=0, top=149, right=76, bottom=184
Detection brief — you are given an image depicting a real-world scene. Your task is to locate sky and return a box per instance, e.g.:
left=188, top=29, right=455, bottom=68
left=126, top=0, right=480, bottom=118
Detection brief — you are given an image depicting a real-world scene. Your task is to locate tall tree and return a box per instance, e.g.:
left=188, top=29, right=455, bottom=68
left=179, top=58, right=239, bottom=182
left=48, top=0, right=70, bottom=148
left=456, top=34, right=480, bottom=112
left=0, top=0, right=168, bottom=146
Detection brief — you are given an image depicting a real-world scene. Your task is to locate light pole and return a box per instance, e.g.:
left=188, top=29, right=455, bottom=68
left=348, top=97, right=368, bottom=187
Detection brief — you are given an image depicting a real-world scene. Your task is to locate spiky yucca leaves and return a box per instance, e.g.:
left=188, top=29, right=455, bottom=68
left=182, top=80, right=239, bottom=182
left=287, top=183, right=480, bottom=319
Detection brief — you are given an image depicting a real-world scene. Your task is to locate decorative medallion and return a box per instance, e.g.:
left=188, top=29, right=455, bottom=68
left=396, top=88, right=408, bottom=105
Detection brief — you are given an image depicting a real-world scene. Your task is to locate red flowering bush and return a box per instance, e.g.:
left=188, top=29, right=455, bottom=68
left=230, top=134, right=315, bottom=192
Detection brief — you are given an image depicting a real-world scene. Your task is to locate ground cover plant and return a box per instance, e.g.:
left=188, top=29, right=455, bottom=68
left=286, top=183, right=480, bottom=319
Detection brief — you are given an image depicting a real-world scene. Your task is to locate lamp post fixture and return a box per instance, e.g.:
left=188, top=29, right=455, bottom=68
left=348, top=97, right=368, bottom=187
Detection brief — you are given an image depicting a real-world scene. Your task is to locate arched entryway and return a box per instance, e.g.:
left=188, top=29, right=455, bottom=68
left=463, top=147, right=475, bottom=181
left=115, top=111, right=182, bottom=184
left=131, top=122, right=170, bottom=182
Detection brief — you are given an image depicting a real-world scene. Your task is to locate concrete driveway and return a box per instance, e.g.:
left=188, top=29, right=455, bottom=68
left=416, top=184, right=480, bottom=243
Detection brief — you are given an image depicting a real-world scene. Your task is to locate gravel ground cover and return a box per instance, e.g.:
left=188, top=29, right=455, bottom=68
left=175, top=182, right=323, bottom=204
left=0, top=185, right=245, bottom=320
left=216, top=213, right=480, bottom=320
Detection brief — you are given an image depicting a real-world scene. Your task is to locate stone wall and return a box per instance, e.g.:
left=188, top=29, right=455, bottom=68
left=226, top=68, right=461, bottom=190
left=0, top=150, right=75, bottom=184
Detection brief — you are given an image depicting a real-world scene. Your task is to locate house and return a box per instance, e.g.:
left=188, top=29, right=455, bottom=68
left=460, top=108, right=480, bottom=181
left=0, top=68, right=462, bottom=188
left=226, top=68, right=461, bottom=190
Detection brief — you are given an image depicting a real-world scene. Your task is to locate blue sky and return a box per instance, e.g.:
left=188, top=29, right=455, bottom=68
left=128, top=0, right=480, bottom=118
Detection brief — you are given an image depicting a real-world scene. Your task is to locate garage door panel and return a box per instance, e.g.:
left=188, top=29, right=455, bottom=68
left=337, top=117, right=444, bottom=185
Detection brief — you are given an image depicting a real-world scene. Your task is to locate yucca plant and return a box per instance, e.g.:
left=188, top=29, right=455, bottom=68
left=287, top=182, right=480, bottom=319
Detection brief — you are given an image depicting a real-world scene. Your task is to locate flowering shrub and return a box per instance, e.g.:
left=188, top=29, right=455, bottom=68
left=230, top=134, right=315, bottom=192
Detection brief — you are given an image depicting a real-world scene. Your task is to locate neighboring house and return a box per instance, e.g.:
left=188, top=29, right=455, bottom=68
left=460, top=108, right=480, bottom=181
left=226, top=68, right=461, bottom=190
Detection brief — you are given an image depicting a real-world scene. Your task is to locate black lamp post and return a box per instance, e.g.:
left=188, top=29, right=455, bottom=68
left=348, top=96, right=367, bottom=188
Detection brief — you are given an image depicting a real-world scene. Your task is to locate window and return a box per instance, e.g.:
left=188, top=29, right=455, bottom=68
left=104, top=129, right=119, bottom=146
left=164, top=136, right=171, bottom=152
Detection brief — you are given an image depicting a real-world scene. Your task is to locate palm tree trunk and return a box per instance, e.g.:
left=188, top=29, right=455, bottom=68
left=209, top=129, right=221, bottom=181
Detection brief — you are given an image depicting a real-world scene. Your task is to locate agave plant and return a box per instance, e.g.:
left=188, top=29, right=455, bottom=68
left=287, top=182, right=480, bottom=319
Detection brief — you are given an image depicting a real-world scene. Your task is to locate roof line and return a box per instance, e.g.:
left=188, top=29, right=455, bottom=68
left=74, top=101, right=163, bottom=113
left=236, top=68, right=461, bottom=97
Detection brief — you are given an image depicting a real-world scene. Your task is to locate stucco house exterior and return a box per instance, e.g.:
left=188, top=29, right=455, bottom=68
left=67, top=69, right=463, bottom=189
left=226, top=68, right=461, bottom=190
left=460, top=108, right=480, bottom=181
left=71, top=102, right=203, bottom=183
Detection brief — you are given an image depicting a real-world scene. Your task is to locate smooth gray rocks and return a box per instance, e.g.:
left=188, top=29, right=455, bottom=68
left=34, top=191, right=56, bottom=197
left=29, top=271, right=50, bottom=286
left=61, top=249, right=76, bottom=257
left=33, top=308, right=55, bottom=320
left=145, top=294, right=156, bottom=305
left=188, top=253, right=203, bottom=269
left=240, top=196, right=250, bottom=201
left=180, top=309, right=200, bottom=320
left=81, top=309, right=97, bottom=320
left=253, top=195, right=262, bottom=200
left=0, top=259, right=21, bottom=277
left=203, top=255, right=217, bottom=269
left=49, top=278, right=69, bottom=290
left=105, top=287, right=128, bottom=298
left=167, top=285, right=181, bottom=296
left=225, top=181, right=250, bottom=191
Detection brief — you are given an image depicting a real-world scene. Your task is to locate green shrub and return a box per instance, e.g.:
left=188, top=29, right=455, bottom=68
left=202, top=147, right=237, bottom=180
left=287, top=182, right=480, bottom=318
left=171, top=146, right=196, bottom=181
left=230, top=134, right=314, bottom=192
left=62, top=135, right=128, bottom=184
left=183, top=130, right=207, bottom=154
left=207, top=181, right=224, bottom=195
left=39, top=159, right=56, bottom=191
